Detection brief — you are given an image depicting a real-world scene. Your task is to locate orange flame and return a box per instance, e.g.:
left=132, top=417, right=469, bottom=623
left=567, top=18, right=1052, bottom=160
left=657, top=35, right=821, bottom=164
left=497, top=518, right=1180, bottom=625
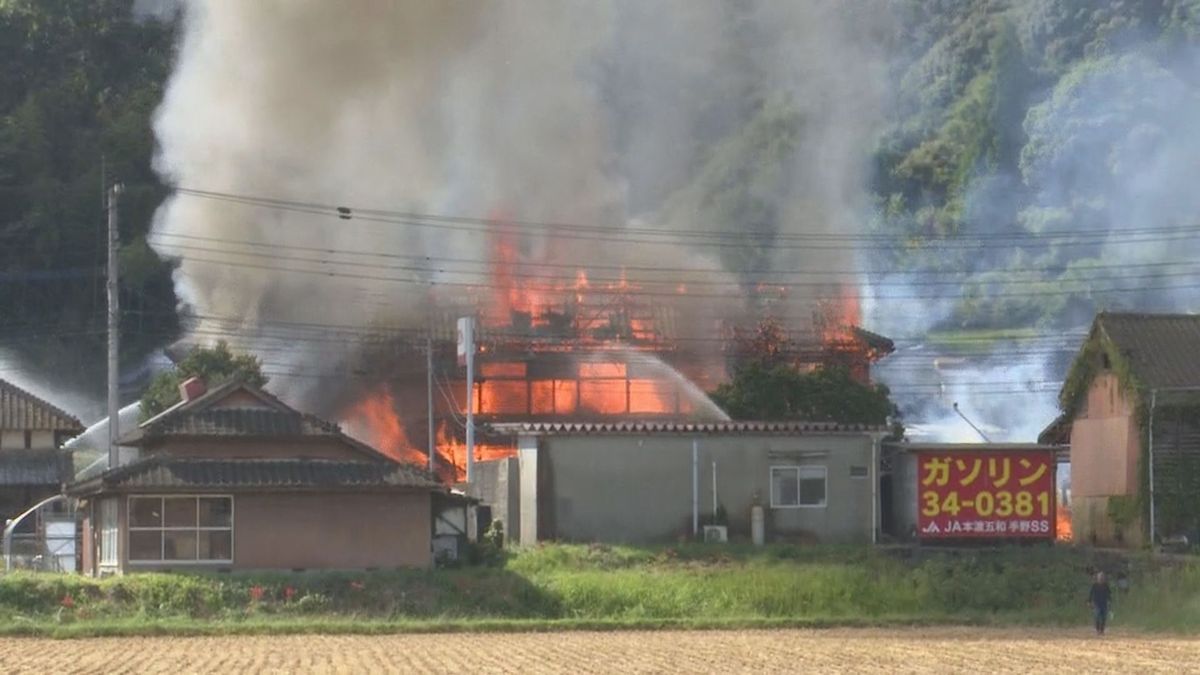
left=820, top=284, right=862, bottom=345
left=1056, top=503, right=1072, bottom=541
left=434, top=420, right=517, bottom=483
left=341, top=386, right=424, bottom=465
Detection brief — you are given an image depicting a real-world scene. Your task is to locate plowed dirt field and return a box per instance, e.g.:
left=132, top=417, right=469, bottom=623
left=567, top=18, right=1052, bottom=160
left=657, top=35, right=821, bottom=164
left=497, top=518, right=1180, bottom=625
left=0, top=627, right=1195, bottom=673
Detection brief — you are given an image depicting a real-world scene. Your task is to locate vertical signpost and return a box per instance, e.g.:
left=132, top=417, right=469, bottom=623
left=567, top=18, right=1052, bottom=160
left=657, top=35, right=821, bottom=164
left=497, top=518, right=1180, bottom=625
left=917, top=449, right=1056, bottom=540
left=457, top=317, right=476, bottom=484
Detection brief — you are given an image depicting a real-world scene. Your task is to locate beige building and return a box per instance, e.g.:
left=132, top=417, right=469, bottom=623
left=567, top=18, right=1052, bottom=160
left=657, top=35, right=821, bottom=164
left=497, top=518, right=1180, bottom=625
left=484, top=421, right=886, bottom=545
left=70, top=379, right=442, bottom=575
left=1042, top=312, right=1200, bottom=547
left=0, top=380, right=81, bottom=529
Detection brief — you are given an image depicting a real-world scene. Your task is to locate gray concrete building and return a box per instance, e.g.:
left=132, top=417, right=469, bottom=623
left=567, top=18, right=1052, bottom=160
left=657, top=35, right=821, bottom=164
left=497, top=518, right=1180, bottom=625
left=480, top=422, right=886, bottom=545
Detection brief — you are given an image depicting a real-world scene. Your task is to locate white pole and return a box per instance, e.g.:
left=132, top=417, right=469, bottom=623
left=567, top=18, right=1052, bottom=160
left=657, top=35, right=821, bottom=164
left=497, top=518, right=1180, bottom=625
left=465, top=318, right=476, bottom=484
left=1148, top=388, right=1157, bottom=547
left=426, top=335, right=435, bottom=474
left=106, top=183, right=123, bottom=470
left=712, top=459, right=718, bottom=519
left=692, top=439, right=699, bottom=536
left=871, top=434, right=880, bottom=545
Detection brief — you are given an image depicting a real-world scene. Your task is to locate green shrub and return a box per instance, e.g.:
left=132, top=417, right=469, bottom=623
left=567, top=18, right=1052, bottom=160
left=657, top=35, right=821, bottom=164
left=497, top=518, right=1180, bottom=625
left=0, top=544, right=1193, bottom=632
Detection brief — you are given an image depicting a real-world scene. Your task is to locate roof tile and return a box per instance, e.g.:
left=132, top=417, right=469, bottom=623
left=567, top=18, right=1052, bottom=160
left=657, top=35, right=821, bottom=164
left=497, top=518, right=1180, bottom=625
left=0, top=449, right=72, bottom=486
left=69, top=457, right=441, bottom=494
left=0, top=380, right=83, bottom=433
left=1097, top=312, right=1200, bottom=390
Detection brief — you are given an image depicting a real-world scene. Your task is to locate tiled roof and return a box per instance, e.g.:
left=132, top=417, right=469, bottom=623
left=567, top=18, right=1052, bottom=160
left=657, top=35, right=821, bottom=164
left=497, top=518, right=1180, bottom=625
left=68, top=456, right=440, bottom=495
left=0, top=380, right=83, bottom=433
left=1096, top=312, right=1200, bottom=389
left=0, top=449, right=72, bottom=486
left=148, top=408, right=340, bottom=437
left=124, top=380, right=390, bottom=462
left=489, top=421, right=883, bottom=436
left=852, top=326, right=896, bottom=354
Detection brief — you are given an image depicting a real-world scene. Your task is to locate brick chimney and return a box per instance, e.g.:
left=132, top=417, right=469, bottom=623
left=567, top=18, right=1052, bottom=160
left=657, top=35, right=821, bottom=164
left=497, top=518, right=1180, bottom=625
left=178, top=376, right=207, bottom=403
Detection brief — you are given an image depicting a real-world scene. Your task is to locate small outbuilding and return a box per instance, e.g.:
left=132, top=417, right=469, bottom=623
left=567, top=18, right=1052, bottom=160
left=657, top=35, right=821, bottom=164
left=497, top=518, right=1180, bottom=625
left=483, top=421, right=887, bottom=545
left=1041, top=312, right=1200, bottom=547
left=69, top=379, right=443, bottom=575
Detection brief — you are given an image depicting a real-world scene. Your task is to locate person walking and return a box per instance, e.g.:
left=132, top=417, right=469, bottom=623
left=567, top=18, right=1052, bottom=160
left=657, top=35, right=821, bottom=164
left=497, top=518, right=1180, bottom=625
left=1088, top=571, right=1112, bottom=635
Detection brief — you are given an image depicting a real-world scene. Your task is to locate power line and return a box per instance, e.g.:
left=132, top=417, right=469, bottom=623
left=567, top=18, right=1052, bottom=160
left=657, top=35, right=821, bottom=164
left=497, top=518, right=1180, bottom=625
left=148, top=234, right=1200, bottom=291
left=173, top=186, right=1200, bottom=244
left=171, top=187, right=1200, bottom=250
left=161, top=249, right=1200, bottom=301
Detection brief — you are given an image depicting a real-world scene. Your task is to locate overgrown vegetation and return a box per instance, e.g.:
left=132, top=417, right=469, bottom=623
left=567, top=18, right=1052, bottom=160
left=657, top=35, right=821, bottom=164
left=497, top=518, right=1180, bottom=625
left=139, top=341, right=267, bottom=419
left=711, top=364, right=898, bottom=428
left=0, top=544, right=1196, bottom=637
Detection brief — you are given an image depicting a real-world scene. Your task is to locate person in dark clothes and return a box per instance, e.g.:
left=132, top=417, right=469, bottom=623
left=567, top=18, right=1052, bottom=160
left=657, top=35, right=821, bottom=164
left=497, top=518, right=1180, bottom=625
left=1088, top=571, right=1112, bottom=635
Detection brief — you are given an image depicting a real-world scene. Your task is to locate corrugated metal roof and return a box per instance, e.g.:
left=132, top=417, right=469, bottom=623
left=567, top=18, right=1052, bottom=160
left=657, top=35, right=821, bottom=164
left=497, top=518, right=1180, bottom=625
left=0, top=449, right=72, bottom=486
left=0, top=380, right=83, bottom=433
left=68, top=456, right=441, bottom=494
left=1096, top=312, right=1200, bottom=390
left=489, top=421, right=883, bottom=435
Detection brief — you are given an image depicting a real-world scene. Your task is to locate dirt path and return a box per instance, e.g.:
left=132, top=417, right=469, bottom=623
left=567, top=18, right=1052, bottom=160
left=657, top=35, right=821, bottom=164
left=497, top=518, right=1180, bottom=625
left=0, top=627, right=1196, bottom=674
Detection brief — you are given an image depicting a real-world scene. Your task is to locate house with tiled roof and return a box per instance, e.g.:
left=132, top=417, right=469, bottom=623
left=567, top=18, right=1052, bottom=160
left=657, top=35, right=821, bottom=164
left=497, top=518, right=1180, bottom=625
left=1041, top=312, right=1200, bottom=547
left=69, top=378, right=444, bottom=575
left=0, top=379, right=83, bottom=532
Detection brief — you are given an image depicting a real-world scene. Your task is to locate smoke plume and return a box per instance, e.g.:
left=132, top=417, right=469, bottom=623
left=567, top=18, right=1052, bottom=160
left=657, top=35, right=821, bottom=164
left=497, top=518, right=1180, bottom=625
left=149, top=1, right=894, bottom=416
left=870, top=42, right=1200, bottom=444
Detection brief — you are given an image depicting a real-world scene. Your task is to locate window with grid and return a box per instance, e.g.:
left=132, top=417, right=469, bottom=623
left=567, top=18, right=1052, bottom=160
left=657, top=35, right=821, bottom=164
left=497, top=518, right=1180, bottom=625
left=98, top=499, right=118, bottom=565
left=128, top=496, right=233, bottom=563
left=770, top=466, right=827, bottom=508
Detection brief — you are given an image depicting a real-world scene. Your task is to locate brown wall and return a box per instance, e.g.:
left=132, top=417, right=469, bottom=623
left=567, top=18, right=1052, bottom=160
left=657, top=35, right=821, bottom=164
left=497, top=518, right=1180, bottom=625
left=0, top=430, right=54, bottom=449
left=80, top=510, right=94, bottom=574
left=211, top=391, right=275, bottom=409
left=232, top=491, right=431, bottom=570
left=101, top=490, right=432, bottom=573
left=150, top=438, right=367, bottom=461
left=1070, top=372, right=1141, bottom=497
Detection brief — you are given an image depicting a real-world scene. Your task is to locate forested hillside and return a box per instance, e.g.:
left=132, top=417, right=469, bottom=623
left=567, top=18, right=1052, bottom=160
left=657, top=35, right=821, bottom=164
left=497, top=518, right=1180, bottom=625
left=873, top=0, right=1200, bottom=330
left=1, top=0, right=1198, bottom=407
left=0, top=0, right=178, bottom=400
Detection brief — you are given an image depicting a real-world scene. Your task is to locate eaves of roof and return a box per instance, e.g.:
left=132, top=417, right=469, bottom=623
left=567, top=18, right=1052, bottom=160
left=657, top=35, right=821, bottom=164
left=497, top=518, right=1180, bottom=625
left=488, top=421, right=884, bottom=436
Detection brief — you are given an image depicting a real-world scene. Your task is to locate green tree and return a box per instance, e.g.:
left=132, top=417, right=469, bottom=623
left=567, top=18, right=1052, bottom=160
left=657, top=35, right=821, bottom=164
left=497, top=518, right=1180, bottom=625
left=0, top=0, right=179, bottom=399
left=710, top=363, right=899, bottom=427
left=140, top=341, right=267, bottom=420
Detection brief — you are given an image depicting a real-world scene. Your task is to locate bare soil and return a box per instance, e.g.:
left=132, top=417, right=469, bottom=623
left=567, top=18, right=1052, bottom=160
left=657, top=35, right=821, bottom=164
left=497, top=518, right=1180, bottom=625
left=0, top=627, right=1196, bottom=674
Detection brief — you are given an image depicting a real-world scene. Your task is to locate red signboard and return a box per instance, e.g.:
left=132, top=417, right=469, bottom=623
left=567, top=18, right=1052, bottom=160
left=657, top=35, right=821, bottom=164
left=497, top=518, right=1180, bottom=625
left=916, top=450, right=1056, bottom=539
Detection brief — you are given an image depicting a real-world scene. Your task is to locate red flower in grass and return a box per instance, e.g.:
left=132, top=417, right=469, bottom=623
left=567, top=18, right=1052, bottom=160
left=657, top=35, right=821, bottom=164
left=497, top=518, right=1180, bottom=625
left=283, top=586, right=297, bottom=601
left=60, top=594, right=75, bottom=609
left=349, top=580, right=365, bottom=591
left=249, top=585, right=265, bottom=602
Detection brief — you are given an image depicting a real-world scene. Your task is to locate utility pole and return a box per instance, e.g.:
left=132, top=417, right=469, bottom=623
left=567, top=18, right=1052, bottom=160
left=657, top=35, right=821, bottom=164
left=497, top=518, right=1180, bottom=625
left=1148, top=388, right=1158, bottom=547
left=426, top=334, right=435, bottom=475
left=457, top=317, right=476, bottom=484
left=465, top=320, right=475, bottom=484
left=106, top=183, right=123, bottom=470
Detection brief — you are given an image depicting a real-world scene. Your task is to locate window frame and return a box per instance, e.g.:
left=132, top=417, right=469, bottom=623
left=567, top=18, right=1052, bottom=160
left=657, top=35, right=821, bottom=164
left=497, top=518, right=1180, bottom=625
left=98, top=499, right=119, bottom=566
left=769, top=465, right=828, bottom=509
left=126, top=495, right=234, bottom=565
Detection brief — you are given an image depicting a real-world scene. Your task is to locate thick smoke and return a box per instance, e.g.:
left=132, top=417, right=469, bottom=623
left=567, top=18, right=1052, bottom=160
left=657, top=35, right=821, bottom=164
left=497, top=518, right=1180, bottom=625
left=871, top=43, right=1200, bottom=443
left=150, top=1, right=893, bottom=415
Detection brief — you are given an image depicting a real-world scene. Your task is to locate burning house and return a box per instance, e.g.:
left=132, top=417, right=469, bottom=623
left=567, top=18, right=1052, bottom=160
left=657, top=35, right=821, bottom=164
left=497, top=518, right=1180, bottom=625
left=338, top=230, right=894, bottom=484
